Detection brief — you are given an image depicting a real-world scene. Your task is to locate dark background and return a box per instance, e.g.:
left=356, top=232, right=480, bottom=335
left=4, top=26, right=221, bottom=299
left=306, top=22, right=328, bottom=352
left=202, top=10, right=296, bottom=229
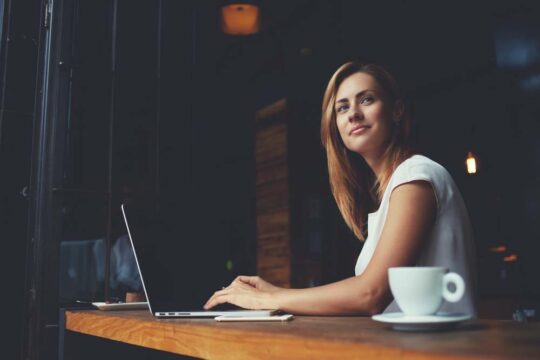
left=1, top=0, right=540, bottom=359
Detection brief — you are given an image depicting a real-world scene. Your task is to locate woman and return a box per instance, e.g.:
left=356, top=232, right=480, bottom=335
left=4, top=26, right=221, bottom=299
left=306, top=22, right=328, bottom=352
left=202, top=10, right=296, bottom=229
left=204, top=62, right=477, bottom=316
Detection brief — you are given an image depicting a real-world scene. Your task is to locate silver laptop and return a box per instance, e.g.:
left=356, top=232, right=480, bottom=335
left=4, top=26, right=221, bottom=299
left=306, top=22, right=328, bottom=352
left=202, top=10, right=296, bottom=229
left=121, top=201, right=275, bottom=318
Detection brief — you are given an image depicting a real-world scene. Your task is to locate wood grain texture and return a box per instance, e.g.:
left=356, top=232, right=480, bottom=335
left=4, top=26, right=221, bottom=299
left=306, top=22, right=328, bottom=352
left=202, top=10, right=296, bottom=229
left=256, top=99, right=291, bottom=287
left=65, top=310, right=540, bottom=359
left=255, top=98, right=287, bottom=123
left=255, top=157, right=287, bottom=185
left=256, top=209, right=289, bottom=236
left=256, top=179, right=289, bottom=211
left=255, top=123, right=287, bottom=164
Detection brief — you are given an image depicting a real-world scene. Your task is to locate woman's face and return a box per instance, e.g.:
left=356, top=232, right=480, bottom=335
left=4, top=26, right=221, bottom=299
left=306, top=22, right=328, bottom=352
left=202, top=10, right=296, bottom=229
left=334, top=72, right=395, bottom=158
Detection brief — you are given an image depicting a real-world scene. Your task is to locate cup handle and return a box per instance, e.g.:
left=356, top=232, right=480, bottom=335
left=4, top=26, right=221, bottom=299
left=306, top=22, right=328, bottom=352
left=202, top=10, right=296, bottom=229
left=442, top=272, right=465, bottom=303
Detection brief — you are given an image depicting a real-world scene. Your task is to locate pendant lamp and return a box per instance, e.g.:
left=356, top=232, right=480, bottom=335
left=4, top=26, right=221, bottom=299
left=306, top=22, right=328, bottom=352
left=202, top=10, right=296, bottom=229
left=221, top=2, right=260, bottom=35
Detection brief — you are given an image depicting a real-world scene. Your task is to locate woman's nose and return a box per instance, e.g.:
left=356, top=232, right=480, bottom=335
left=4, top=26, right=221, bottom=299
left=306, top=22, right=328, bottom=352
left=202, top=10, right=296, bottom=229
left=348, top=106, right=363, bottom=122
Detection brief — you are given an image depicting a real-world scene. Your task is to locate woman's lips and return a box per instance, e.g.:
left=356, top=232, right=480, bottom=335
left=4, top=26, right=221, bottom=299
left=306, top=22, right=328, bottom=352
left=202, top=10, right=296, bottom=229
left=350, top=125, right=370, bottom=135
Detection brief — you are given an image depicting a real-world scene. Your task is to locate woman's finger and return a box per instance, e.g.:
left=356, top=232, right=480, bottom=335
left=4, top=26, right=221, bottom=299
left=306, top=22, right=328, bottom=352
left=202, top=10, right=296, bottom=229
left=204, top=282, right=257, bottom=309
left=204, top=291, right=225, bottom=309
left=236, top=275, right=259, bottom=288
left=238, top=275, right=257, bottom=283
left=204, top=287, right=230, bottom=308
left=204, top=294, right=227, bottom=309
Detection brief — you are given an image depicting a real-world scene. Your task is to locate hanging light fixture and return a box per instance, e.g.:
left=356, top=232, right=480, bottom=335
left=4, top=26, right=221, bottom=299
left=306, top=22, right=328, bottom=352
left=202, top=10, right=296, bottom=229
left=466, top=151, right=478, bottom=174
left=221, top=2, right=260, bottom=35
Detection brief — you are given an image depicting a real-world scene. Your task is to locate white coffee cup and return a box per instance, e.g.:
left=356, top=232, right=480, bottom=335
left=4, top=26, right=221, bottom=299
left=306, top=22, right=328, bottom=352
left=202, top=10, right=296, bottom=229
left=388, top=267, right=465, bottom=316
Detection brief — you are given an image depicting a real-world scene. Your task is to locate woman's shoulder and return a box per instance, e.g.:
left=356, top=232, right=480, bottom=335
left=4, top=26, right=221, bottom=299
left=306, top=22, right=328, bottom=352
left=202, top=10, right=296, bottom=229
left=393, top=154, right=450, bottom=183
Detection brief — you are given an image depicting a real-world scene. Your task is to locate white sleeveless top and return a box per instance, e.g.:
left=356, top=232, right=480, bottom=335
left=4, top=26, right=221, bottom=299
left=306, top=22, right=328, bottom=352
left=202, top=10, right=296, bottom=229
left=355, top=155, right=477, bottom=316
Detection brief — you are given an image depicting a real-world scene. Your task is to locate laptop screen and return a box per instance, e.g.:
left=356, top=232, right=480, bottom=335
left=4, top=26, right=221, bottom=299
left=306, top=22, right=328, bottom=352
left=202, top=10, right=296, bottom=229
left=122, top=198, right=231, bottom=311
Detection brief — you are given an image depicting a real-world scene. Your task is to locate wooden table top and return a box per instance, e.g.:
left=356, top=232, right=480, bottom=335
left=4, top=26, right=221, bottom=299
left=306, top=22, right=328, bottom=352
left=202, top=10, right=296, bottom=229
left=65, top=310, right=540, bottom=359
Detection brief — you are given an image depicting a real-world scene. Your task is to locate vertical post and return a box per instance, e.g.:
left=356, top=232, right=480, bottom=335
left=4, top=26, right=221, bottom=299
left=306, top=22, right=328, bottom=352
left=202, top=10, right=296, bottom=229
left=155, top=0, right=162, bottom=201
left=104, top=0, right=118, bottom=303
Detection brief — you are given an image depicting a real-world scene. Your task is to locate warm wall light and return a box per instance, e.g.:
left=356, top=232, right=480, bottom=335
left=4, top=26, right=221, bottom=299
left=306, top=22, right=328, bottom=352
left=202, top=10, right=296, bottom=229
left=466, top=152, right=477, bottom=174
left=490, top=245, right=507, bottom=253
left=503, top=254, right=518, bottom=262
left=221, top=3, right=260, bottom=35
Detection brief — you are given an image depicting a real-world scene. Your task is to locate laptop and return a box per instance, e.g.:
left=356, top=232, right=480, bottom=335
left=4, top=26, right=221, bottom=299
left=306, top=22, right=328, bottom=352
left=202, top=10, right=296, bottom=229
left=121, top=201, right=276, bottom=318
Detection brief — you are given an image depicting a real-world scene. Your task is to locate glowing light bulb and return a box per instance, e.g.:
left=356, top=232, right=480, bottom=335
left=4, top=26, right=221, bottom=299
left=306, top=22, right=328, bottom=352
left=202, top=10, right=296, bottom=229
left=466, top=152, right=477, bottom=174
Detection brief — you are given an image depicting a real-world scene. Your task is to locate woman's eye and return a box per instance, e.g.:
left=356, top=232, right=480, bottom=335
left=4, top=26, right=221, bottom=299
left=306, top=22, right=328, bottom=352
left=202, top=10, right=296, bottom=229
left=361, top=96, right=374, bottom=104
left=336, top=104, right=349, bottom=113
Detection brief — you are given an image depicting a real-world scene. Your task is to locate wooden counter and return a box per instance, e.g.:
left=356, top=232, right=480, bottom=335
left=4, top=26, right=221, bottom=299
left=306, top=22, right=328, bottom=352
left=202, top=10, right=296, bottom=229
left=64, top=310, right=540, bottom=359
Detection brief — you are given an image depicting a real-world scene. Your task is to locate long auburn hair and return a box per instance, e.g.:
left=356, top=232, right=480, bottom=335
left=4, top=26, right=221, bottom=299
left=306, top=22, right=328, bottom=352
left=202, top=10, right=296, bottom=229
left=321, top=62, right=414, bottom=241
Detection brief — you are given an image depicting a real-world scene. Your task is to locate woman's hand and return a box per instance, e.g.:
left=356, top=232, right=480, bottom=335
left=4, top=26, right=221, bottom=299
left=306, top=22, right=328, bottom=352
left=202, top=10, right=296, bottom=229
left=235, top=275, right=282, bottom=293
left=203, top=276, right=282, bottom=310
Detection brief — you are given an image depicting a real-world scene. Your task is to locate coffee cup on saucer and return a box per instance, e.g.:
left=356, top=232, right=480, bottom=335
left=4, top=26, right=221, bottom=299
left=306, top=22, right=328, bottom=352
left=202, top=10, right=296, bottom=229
left=388, top=267, right=465, bottom=316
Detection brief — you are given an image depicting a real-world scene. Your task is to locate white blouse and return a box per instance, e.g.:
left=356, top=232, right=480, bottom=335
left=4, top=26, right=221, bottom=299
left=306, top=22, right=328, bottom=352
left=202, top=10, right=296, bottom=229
left=355, top=155, right=477, bottom=316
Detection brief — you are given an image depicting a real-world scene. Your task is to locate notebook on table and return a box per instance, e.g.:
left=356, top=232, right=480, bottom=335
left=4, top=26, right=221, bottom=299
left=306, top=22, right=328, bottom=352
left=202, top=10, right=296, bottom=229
left=121, top=200, right=275, bottom=318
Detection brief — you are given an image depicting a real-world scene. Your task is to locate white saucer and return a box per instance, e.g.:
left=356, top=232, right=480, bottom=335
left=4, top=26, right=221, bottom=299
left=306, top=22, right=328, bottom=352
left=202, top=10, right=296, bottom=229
left=372, top=312, right=472, bottom=331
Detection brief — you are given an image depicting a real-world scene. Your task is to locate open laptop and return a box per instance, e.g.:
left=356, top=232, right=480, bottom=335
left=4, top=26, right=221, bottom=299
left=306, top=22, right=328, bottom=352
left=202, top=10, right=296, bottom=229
left=121, top=201, right=276, bottom=318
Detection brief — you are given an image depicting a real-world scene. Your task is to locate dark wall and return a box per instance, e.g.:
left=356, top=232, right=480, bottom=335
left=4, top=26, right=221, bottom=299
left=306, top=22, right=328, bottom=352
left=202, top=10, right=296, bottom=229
left=0, top=0, right=41, bottom=358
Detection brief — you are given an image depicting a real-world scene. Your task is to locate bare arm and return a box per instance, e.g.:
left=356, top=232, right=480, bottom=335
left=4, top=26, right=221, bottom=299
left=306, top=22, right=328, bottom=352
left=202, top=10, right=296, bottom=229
left=205, top=181, right=437, bottom=315
left=271, top=180, right=437, bottom=315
